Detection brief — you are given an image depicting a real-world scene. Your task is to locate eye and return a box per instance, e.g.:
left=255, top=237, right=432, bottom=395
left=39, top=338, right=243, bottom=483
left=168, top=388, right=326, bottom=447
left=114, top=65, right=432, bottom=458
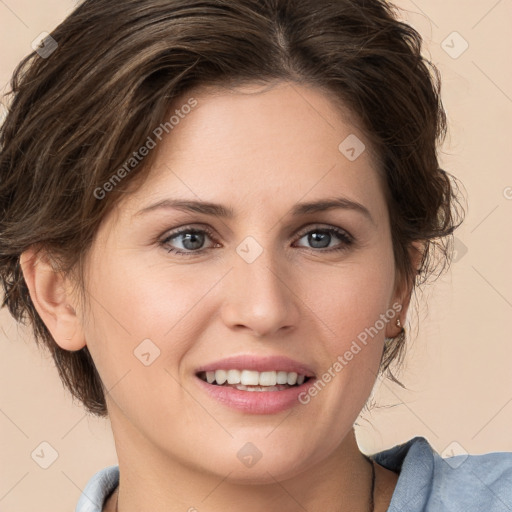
left=160, top=224, right=354, bottom=256
left=161, top=226, right=218, bottom=255
left=294, top=226, right=353, bottom=252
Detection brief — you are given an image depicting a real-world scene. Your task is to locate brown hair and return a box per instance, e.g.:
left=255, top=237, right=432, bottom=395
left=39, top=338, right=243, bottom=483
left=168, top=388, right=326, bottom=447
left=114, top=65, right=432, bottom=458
left=0, top=0, right=463, bottom=416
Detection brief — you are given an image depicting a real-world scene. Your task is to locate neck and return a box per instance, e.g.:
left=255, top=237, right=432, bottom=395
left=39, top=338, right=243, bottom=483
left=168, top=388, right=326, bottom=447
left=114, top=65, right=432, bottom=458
left=106, top=414, right=377, bottom=512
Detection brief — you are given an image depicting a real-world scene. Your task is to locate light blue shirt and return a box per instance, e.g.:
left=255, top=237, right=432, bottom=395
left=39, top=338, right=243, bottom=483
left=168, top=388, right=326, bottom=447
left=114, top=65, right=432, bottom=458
left=75, top=436, right=512, bottom=511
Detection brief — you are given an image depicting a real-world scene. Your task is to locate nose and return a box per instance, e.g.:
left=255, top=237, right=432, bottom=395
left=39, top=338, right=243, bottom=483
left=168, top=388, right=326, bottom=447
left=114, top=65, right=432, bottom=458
left=219, top=246, right=301, bottom=338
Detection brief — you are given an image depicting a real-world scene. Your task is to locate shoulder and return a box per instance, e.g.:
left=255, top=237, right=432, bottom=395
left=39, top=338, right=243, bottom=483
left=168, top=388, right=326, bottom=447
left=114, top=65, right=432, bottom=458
left=372, top=437, right=512, bottom=512
left=430, top=445, right=512, bottom=511
left=75, top=465, right=119, bottom=512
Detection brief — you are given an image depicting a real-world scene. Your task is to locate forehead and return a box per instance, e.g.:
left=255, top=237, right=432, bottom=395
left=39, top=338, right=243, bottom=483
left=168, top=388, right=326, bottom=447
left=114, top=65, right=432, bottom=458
left=117, top=81, right=386, bottom=219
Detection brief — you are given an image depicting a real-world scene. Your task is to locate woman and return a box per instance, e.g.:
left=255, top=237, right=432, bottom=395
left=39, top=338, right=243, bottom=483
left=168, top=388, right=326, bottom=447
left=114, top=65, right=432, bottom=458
left=1, top=0, right=510, bottom=511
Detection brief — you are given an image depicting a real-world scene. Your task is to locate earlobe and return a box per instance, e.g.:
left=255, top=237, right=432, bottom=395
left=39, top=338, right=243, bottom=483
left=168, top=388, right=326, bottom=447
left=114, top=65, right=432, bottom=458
left=385, top=241, right=424, bottom=338
left=19, top=247, right=86, bottom=351
left=385, top=307, right=405, bottom=339
left=385, top=271, right=409, bottom=338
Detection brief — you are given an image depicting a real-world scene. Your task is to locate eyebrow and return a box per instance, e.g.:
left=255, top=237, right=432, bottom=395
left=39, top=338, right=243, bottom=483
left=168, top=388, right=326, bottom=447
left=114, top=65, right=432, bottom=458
left=135, top=197, right=374, bottom=224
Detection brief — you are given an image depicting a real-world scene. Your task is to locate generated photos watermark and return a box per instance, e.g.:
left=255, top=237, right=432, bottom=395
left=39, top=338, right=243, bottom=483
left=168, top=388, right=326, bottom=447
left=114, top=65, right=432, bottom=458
left=298, top=302, right=402, bottom=404
left=94, top=97, right=198, bottom=200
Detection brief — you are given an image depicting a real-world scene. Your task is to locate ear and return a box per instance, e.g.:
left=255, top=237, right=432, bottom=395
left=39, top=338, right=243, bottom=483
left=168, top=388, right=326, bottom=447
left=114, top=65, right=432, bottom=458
left=385, top=241, right=424, bottom=338
left=19, top=247, right=86, bottom=351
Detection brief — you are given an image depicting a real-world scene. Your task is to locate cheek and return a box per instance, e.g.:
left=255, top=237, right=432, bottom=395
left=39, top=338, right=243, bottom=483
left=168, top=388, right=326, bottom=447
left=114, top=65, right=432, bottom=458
left=299, top=240, right=396, bottom=413
left=88, top=248, right=191, bottom=331
left=301, top=246, right=396, bottom=348
left=81, top=251, right=210, bottom=429
left=81, top=249, right=223, bottom=373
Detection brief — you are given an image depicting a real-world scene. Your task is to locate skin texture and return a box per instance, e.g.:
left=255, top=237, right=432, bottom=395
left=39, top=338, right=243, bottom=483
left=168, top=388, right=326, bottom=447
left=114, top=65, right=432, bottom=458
left=20, top=81, right=414, bottom=511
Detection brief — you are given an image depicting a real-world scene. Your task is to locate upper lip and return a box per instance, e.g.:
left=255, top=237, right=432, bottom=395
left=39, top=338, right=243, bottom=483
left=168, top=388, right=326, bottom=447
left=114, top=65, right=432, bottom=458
left=195, top=354, right=316, bottom=377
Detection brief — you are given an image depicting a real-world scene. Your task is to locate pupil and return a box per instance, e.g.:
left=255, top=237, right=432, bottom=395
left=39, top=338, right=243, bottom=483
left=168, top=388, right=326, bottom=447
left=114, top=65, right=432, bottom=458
left=183, top=232, right=204, bottom=250
left=309, top=231, right=330, bottom=248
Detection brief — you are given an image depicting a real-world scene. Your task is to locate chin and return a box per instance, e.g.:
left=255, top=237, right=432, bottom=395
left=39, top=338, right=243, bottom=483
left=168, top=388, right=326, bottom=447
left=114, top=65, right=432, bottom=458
left=192, top=440, right=323, bottom=484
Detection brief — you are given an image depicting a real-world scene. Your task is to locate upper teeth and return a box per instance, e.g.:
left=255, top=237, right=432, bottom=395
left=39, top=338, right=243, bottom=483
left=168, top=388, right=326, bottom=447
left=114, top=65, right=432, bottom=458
left=204, top=369, right=306, bottom=386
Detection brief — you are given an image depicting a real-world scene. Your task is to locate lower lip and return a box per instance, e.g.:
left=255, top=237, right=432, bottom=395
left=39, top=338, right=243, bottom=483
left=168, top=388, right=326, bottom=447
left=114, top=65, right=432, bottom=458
left=195, top=376, right=317, bottom=414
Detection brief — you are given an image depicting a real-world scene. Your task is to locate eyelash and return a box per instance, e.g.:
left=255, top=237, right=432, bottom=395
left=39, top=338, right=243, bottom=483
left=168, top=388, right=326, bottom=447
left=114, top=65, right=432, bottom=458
left=160, top=224, right=354, bottom=256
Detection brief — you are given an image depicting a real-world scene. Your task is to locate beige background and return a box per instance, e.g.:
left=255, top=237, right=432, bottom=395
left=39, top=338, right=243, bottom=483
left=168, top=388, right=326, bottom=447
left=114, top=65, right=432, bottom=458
left=1, top=1, right=511, bottom=510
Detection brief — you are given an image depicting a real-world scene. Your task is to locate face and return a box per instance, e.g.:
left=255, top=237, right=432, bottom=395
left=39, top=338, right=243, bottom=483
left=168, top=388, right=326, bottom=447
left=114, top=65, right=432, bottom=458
left=74, top=81, right=404, bottom=482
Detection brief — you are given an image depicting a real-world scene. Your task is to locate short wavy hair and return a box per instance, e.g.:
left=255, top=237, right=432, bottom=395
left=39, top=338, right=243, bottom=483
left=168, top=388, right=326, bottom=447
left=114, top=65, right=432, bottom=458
left=0, top=0, right=463, bottom=416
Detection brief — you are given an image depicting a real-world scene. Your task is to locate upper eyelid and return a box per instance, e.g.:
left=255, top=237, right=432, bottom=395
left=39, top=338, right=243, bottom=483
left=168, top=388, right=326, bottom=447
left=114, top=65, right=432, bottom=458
left=161, top=223, right=352, bottom=247
left=295, top=224, right=351, bottom=238
left=162, top=224, right=216, bottom=241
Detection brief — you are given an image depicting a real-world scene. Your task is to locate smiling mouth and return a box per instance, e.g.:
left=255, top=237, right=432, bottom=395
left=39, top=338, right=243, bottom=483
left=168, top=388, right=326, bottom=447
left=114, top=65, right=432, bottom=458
left=196, top=369, right=312, bottom=392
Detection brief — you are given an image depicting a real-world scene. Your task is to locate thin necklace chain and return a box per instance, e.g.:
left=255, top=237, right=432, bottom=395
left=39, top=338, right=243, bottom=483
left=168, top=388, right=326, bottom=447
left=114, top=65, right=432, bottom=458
left=366, top=456, right=376, bottom=512
left=114, top=457, right=375, bottom=512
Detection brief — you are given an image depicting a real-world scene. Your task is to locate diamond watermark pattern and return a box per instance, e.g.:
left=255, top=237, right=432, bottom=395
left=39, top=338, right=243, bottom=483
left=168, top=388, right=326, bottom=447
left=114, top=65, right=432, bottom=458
left=441, top=441, right=469, bottom=469
left=441, top=31, right=469, bottom=59
left=236, top=236, right=263, bottom=263
left=31, top=441, right=59, bottom=469
left=338, top=134, right=366, bottom=161
left=31, top=32, right=58, bottom=59
left=134, top=338, right=161, bottom=366
left=452, top=237, right=469, bottom=263
left=237, top=442, right=263, bottom=468
left=0, top=103, right=7, bottom=127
